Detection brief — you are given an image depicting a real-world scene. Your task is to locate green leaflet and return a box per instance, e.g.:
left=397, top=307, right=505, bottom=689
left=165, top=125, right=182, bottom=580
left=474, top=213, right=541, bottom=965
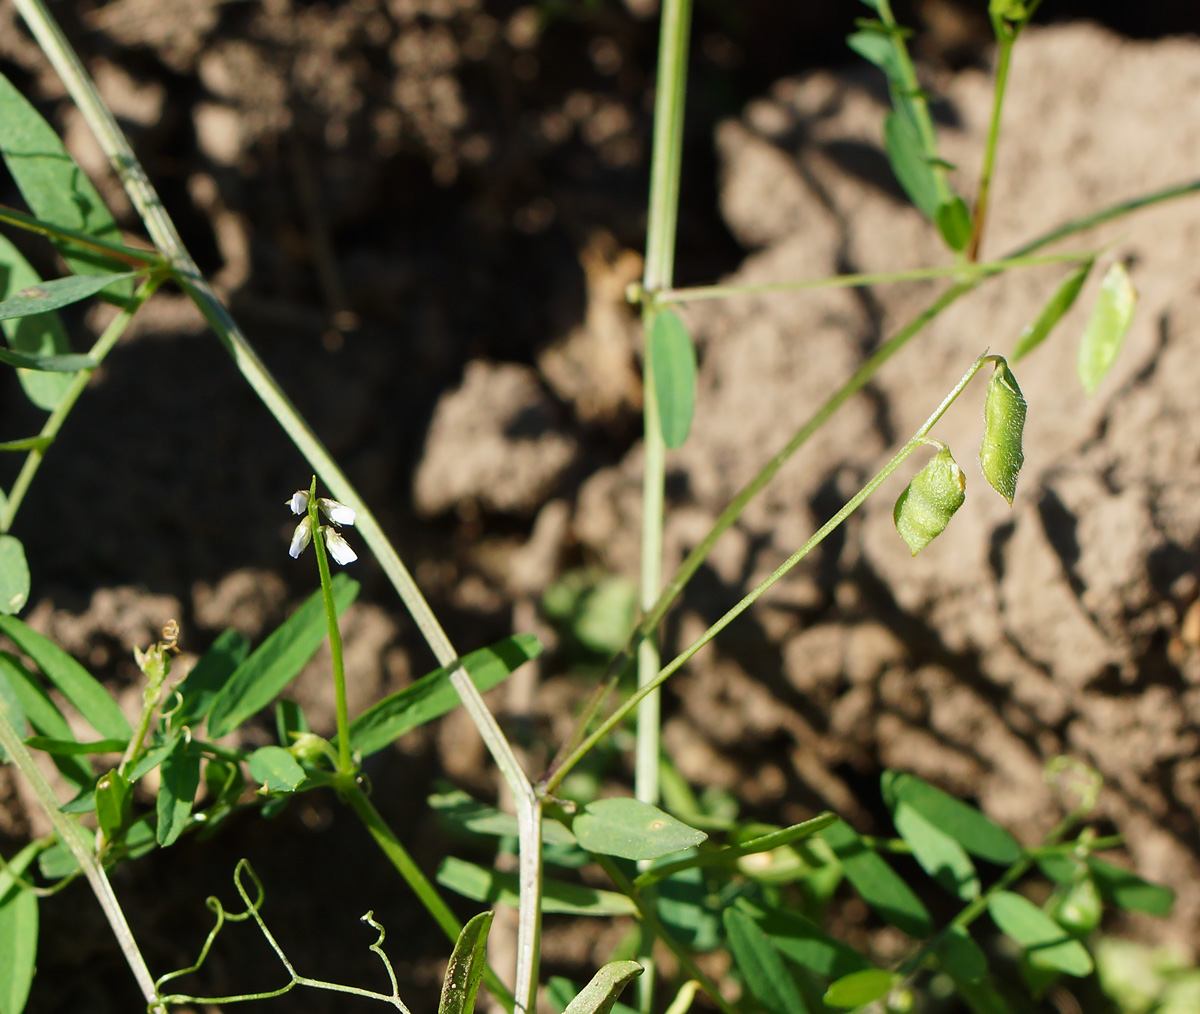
left=157, top=738, right=203, bottom=847
left=647, top=308, right=696, bottom=450
left=884, top=110, right=940, bottom=221
left=573, top=797, right=706, bottom=861
left=0, top=840, right=39, bottom=1014
left=723, top=906, right=809, bottom=1014
left=987, top=891, right=1093, bottom=976
left=344, top=633, right=540, bottom=757
left=562, top=961, right=643, bottom=1014
left=0, top=232, right=74, bottom=410
left=206, top=574, right=358, bottom=738
left=892, top=801, right=980, bottom=901
left=818, top=819, right=932, bottom=938
left=1012, top=261, right=1092, bottom=362
left=0, top=73, right=133, bottom=294
left=247, top=745, right=306, bottom=793
left=437, top=857, right=637, bottom=917
left=429, top=787, right=576, bottom=845
left=882, top=771, right=1022, bottom=865
left=0, top=615, right=131, bottom=741
left=0, top=652, right=92, bottom=787
left=0, top=271, right=138, bottom=322
left=438, top=912, right=493, bottom=1014
left=171, top=628, right=250, bottom=730
left=824, top=968, right=897, bottom=1009
left=0, top=536, right=29, bottom=615
left=738, top=900, right=870, bottom=982
left=1078, top=261, right=1137, bottom=396
left=893, top=446, right=966, bottom=555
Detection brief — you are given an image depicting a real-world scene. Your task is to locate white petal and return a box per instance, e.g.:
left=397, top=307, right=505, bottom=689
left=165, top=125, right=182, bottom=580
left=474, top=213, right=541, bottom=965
left=287, top=490, right=310, bottom=515
left=323, top=527, right=358, bottom=565
left=288, top=517, right=313, bottom=558
left=318, top=497, right=356, bottom=526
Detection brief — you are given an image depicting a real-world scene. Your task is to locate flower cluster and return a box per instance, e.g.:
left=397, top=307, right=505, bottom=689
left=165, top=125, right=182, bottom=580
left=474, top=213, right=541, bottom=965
left=287, top=490, right=357, bottom=565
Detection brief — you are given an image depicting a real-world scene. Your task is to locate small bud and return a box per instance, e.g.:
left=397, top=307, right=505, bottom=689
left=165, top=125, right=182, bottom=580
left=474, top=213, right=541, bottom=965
left=287, top=490, right=310, bottom=515
left=979, top=358, right=1027, bottom=504
left=894, top=446, right=966, bottom=556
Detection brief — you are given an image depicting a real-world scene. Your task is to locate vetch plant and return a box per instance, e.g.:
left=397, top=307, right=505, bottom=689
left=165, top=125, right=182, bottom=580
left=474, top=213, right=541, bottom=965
left=0, top=0, right=1196, bottom=1012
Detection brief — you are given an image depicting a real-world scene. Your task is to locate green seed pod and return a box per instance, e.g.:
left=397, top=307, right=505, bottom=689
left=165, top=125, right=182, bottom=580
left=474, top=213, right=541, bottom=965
left=894, top=445, right=966, bottom=556
left=979, top=358, right=1027, bottom=504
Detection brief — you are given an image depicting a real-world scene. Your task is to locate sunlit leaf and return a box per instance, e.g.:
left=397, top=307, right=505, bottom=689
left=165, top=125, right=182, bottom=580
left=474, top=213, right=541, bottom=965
left=206, top=574, right=358, bottom=738
left=0, top=271, right=138, bottom=322
left=0, top=615, right=131, bottom=740
left=883, top=111, right=939, bottom=221
left=248, top=745, right=305, bottom=793
left=824, top=968, right=897, bottom=1009
left=882, top=771, right=1021, bottom=865
left=562, top=961, right=643, bottom=1014
left=987, top=891, right=1093, bottom=976
left=1012, top=261, right=1092, bottom=362
left=647, top=309, right=697, bottom=450
left=345, top=634, right=539, bottom=757
left=819, top=819, right=932, bottom=938
left=723, top=907, right=808, bottom=1014
left=1078, top=261, right=1137, bottom=395
left=439, top=911, right=493, bottom=1014
left=574, top=798, right=706, bottom=861
left=893, top=802, right=979, bottom=900
left=0, top=536, right=29, bottom=615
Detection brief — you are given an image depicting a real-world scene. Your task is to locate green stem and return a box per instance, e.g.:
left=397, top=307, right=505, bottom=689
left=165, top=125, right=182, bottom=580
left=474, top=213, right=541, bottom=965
left=340, top=779, right=515, bottom=1010
left=0, top=202, right=160, bottom=267
left=966, top=33, right=1015, bottom=261
left=655, top=251, right=1089, bottom=304
left=0, top=273, right=162, bottom=533
left=0, top=708, right=166, bottom=1012
left=11, top=5, right=545, bottom=1004
left=546, top=353, right=992, bottom=793
left=306, top=478, right=352, bottom=775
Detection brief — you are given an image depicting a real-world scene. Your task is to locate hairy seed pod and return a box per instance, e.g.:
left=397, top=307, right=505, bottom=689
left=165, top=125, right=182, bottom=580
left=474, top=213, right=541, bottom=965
left=979, top=359, right=1026, bottom=505
left=894, top=446, right=966, bottom=556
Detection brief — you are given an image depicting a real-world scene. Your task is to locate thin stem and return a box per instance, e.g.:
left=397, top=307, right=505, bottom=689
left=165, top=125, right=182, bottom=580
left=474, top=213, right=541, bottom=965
left=340, top=778, right=515, bottom=1009
left=654, top=251, right=1090, bottom=305
left=966, top=34, right=1015, bottom=261
left=0, top=273, right=162, bottom=532
left=12, top=5, right=545, bottom=1005
left=306, top=479, right=352, bottom=775
left=0, top=202, right=160, bottom=266
left=547, top=354, right=992, bottom=793
left=0, top=709, right=165, bottom=1012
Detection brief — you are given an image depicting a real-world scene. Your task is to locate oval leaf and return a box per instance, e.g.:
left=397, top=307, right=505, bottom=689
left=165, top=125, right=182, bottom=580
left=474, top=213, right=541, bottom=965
left=157, top=738, right=203, bottom=846
left=894, top=446, right=966, bottom=555
left=824, top=968, right=897, bottom=1009
left=1085, top=856, right=1173, bottom=917
left=574, top=798, right=706, bottom=861
left=935, top=195, right=972, bottom=252
left=893, top=802, right=980, bottom=901
left=0, top=232, right=74, bottom=410
left=563, top=961, right=643, bottom=1014
left=0, top=535, right=29, bottom=615
left=723, top=907, right=807, bottom=1014
left=978, top=358, right=1026, bottom=505
left=647, top=309, right=696, bottom=450
left=884, top=111, right=940, bottom=221
left=987, top=891, right=1093, bottom=976
left=439, top=911, right=494, bottom=1014
left=1012, top=261, right=1092, bottom=362
left=1078, top=262, right=1137, bottom=396
left=882, top=771, right=1022, bottom=865
left=248, top=745, right=305, bottom=793
left=0, top=841, right=39, bottom=1014
left=819, top=819, right=933, bottom=938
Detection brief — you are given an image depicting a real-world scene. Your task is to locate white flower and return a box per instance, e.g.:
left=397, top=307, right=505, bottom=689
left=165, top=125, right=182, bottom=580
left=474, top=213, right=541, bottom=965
left=287, top=490, right=310, bottom=515
left=323, top=528, right=358, bottom=565
left=318, top=497, right=356, bottom=526
left=288, top=516, right=313, bottom=558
